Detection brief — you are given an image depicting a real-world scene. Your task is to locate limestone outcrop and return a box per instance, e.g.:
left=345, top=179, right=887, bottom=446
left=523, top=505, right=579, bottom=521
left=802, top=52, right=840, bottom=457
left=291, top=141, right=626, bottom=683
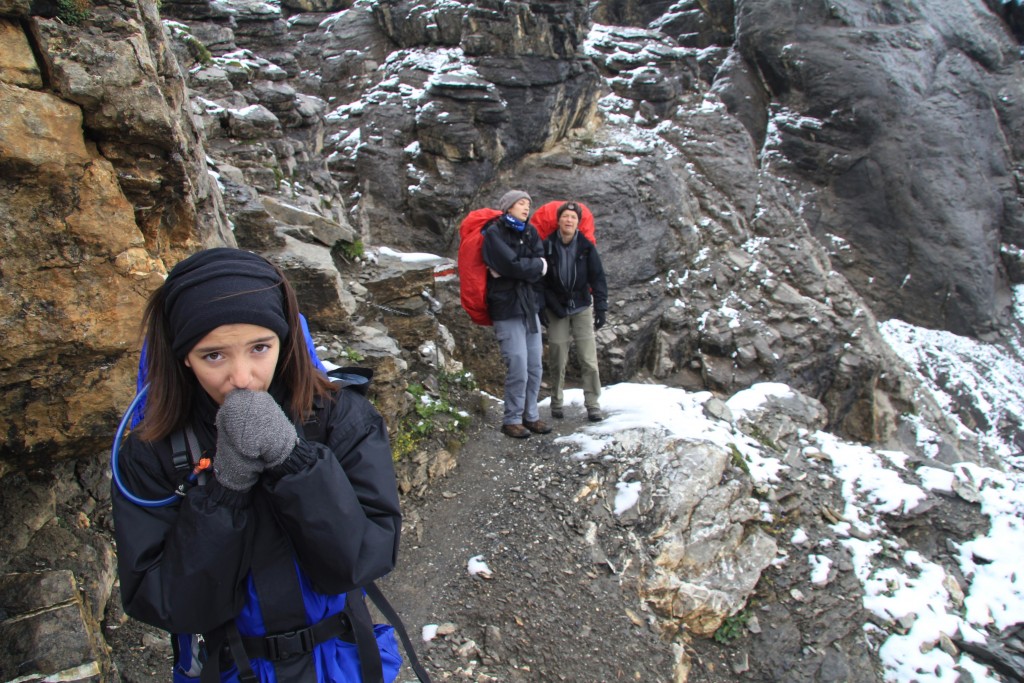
left=0, top=27, right=164, bottom=465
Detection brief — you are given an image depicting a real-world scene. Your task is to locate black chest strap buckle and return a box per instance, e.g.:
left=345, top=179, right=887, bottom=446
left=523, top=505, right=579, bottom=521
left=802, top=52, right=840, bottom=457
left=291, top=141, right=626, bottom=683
left=239, top=610, right=354, bottom=662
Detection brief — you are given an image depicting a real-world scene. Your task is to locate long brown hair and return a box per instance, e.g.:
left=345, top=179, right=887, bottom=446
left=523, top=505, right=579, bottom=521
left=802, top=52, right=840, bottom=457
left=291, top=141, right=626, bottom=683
left=136, top=258, right=335, bottom=441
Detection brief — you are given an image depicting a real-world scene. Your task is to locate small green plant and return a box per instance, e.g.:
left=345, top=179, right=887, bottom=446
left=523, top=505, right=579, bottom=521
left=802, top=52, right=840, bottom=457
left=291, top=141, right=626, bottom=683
left=758, top=508, right=798, bottom=537
left=340, top=347, right=364, bottom=363
left=408, top=384, right=469, bottom=428
left=390, top=428, right=417, bottom=463
left=184, top=35, right=213, bottom=66
left=338, top=239, right=364, bottom=261
left=440, top=370, right=477, bottom=393
left=713, top=610, right=750, bottom=643
left=391, top=382, right=470, bottom=463
left=56, top=0, right=91, bottom=25
left=728, top=443, right=751, bottom=475
left=749, top=425, right=783, bottom=453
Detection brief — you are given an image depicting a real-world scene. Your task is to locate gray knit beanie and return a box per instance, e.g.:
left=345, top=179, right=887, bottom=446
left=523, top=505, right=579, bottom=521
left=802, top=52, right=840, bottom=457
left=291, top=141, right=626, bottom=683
left=497, top=190, right=532, bottom=213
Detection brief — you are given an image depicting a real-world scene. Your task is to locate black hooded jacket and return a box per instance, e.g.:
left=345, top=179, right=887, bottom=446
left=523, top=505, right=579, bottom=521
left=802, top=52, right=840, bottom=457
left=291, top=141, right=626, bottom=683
left=481, top=215, right=546, bottom=325
left=112, top=380, right=401, bottom=636
left=542, top=231, right=608, bottom=319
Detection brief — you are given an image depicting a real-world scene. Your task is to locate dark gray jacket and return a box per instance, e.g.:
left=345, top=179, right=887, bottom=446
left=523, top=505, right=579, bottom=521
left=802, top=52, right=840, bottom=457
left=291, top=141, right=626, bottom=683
left=543, top=231, right=608, bottom=319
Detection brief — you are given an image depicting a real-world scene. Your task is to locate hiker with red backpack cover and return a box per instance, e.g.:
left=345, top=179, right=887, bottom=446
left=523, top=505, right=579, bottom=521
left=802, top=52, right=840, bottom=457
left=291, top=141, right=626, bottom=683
left=539, top=201, right=608, bottom=423
left=477, top=190, right=553, bottom=439
left=529, top=199, right=596, bottom=243
left=110, top=248, right=414, bottom=683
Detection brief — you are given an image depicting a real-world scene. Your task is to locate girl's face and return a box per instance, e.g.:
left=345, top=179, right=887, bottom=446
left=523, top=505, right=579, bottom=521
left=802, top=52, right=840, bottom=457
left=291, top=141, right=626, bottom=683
left=507, top=197, right=531, bottom=222
left=184, top=323, right=281, bottom=405
left=558, top=210, right=579, bottom=243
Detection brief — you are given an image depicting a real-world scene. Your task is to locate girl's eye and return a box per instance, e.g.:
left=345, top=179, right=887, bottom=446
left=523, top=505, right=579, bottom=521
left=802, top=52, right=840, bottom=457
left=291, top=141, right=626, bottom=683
left=252, top=343, right=271, bottom=354
left=202, top=351, right=223, bottom=362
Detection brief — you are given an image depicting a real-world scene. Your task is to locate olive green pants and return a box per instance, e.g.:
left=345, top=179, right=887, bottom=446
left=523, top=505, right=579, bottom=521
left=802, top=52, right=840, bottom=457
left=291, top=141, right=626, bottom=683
left=547, top=307, right=601, bottom=410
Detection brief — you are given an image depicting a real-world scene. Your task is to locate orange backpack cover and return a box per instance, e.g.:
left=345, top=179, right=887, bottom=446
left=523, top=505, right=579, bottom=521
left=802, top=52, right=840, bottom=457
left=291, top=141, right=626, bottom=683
left=530, top=200, right=596, bottom=243
left=457, top=208, right=502, bottom=326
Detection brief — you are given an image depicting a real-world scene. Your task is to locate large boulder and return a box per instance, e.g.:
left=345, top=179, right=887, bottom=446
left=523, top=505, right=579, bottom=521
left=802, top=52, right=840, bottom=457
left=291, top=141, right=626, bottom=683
left=0, top=18, right=42, bottom=87
left=268, top=236, right=358, bottom=332
left=0, top=570, right=112, bottom=681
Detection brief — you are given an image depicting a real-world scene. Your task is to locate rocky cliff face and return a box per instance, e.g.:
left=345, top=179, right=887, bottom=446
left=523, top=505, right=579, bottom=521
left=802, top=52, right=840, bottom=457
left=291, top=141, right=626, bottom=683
left=144, top=0, right=1024, bottom=453
left=0, top=0, right=235, bottom=467
left=7, top=0, right=1020, bottom=465
left=725, top=0, right=1024, bottom=338
left=2, top=0, right=1023, bottom=680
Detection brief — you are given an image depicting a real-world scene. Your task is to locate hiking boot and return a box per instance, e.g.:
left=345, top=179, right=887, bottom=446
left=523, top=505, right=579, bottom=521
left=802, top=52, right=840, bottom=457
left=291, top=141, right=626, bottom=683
left=501, top=423, right=532, bottom=439
left=523, top=419, right=552, bottom=434
left=551, top=406, right=564, bottom=419
left=587, top=407, right=604, bottom=422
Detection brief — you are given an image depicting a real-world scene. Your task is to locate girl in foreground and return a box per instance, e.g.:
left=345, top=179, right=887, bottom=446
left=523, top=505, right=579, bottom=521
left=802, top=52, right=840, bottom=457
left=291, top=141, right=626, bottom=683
left=112, top=247, right=402, bottom=683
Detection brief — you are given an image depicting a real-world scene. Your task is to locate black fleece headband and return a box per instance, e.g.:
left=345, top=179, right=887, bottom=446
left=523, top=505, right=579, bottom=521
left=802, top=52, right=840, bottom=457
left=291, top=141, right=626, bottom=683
left=164, top=248, right=290, bottom=359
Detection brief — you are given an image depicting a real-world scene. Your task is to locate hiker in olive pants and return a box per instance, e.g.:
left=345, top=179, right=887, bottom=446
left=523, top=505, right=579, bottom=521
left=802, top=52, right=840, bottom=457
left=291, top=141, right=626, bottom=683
left=542, top=201, right=608, bottom=423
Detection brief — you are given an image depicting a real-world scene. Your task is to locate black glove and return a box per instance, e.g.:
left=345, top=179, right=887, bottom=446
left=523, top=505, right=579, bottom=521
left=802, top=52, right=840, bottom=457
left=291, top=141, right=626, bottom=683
left=214, top=390, right=298, bottom=490
left=539, top=310, right=550, bottom=327
left=594, top=310, right=606, bottom=330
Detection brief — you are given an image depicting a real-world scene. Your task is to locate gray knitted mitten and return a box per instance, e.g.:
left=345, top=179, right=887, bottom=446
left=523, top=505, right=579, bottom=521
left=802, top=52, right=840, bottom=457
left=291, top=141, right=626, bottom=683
left=215, top=390, right=299, bottom=477
left=212, top=439, right=263, bottom=491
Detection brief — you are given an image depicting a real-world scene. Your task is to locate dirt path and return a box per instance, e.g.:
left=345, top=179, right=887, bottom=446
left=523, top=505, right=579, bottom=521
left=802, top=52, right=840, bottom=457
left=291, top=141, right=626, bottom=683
left=379, top=398, right=704, bottom=683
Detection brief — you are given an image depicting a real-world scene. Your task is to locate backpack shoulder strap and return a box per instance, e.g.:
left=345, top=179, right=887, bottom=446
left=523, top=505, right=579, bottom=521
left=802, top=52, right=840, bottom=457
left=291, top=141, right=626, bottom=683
left=169, top=429, right=191, bottom=472
left=297, top=367, right=373, bottom=444
left=159, top=426, right=205, bottom=497
left=343, top=590, right=386, bottom=683
left=365, top=582, right=433, bottom=683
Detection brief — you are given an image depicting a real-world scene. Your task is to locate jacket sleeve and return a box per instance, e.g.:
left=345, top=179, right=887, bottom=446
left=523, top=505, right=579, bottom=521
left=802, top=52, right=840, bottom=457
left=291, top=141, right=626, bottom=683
left=528, top=228, right=547, bottom=310
left=112, top=436, right=255, bottom=634
left=262, top=390, right=401, bottom=594
left=588, top=243, right=609, bottom=312
left=482, top=224, right=545, bottom=282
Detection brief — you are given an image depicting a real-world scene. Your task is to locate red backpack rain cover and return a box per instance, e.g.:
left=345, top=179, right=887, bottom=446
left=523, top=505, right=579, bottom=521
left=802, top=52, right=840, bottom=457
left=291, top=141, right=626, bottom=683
left=457, top=208, right=502, bottom=326
left=530, top=200, right=596, bottom=243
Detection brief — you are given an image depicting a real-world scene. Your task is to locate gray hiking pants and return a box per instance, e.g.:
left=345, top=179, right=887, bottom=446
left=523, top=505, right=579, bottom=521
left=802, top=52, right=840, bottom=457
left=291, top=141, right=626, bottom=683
left=493, top=315, right=543, bottom=425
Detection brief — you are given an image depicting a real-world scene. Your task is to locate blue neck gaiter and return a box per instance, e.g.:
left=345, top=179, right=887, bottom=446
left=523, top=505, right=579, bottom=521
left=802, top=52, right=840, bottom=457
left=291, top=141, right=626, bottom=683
left=502, top=213, right=526, bottom=232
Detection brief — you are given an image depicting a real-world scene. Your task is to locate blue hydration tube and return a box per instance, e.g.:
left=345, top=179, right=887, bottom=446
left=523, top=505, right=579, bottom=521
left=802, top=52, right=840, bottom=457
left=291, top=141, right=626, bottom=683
left=110, top=384, right=180, bottom=508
